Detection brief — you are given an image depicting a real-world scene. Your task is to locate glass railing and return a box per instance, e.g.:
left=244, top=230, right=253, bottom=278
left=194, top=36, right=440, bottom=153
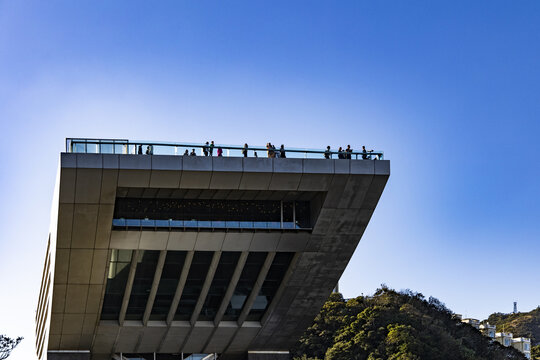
left=112, top=218, right=310, bottom=231
left=66, top=138, right=384, bottom=160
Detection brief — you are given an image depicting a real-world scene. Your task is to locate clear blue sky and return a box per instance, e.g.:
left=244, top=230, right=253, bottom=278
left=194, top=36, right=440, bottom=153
left=1, top=1, right=539, bottom=358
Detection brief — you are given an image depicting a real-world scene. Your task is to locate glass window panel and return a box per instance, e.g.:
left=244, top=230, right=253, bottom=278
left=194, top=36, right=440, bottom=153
left=114, top=144, right=125, bottom=154
left=126, top=219, right=141, bottom=227
left=170, top=220, right=184, bottom=228
left=246, top=252, right=294, bottom=321
left=198, top=252, right=240, bottom=321
left=100, top=143, right=114, bottom=154
left=87, top=143, right=99, bottom=154
left=141, top=219, right=155, bottom=227
left=174, top=251, right=214, bottom=320
left=150, top=251, right=186, bottom=320
left=222, top=252, right=267, bottom=321
left=155, top=220, right=170, bottom=228
left=73, top=142, right=86, bottom=153
left=101, top=250, right=133, bottom=320
left=295, top=201, right=311, bottom=229
left=112, top=219, right=126, bottom=227
left=125, top=250, right=160, bottom=320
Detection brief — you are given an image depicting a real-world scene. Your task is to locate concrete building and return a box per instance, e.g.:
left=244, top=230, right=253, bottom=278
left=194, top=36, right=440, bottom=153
left=461, top=318, right=480, bottom=329
left=478, top=323, right=496, bottom=338
left=35, top=139, right=389, bottom=360
left=512, top=338, right=531, bottom=359
left=495, top=332, right=513, bottom=347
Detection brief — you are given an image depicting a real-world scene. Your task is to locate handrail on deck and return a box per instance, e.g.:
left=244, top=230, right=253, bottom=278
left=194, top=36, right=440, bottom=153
left=65, top=138, right=384, bottom=160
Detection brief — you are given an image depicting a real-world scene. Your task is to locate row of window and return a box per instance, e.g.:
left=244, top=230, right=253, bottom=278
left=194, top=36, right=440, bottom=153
left=112, top=218, right=306, bottom=230
left=113, top=198, right=311, bottom=229
left=101, top=250, right=294, bottom=322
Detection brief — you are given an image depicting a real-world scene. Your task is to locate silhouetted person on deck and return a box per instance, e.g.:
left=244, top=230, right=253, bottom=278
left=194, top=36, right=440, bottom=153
left=280, top=145, right=286, bottom=158
left=184, top=149, right=189, bottom=156
left=362, top=146, right=373, bottom=160
left=190, top=149, right=196, bottom=156
left=242, top=143, right=248, bottom=157
left=345, top=145, right=352, bottom=159
left=138, top=145, right=143, bottom=155
left=338, top=147, right=344, bottom=159
left=254, top=151, right=258, bottom=158
left=203, top=142, right=209, bottom=156
left=324, top=146, right=331, bottom=159
left=209, top=141, right=214, bottom=156
left=217, top=147, right=223, bottom=157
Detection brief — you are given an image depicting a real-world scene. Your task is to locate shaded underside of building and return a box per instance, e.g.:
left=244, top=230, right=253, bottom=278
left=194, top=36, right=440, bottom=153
left=36, top=153, right=389, bottom=360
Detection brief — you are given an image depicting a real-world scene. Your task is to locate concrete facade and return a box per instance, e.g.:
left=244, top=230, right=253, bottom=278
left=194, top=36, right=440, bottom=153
left=37, top=153, right=390, bottom=360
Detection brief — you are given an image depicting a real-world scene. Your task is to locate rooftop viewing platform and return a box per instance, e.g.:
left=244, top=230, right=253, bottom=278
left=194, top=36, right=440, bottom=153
left=66, top=138, right=384, bottom=160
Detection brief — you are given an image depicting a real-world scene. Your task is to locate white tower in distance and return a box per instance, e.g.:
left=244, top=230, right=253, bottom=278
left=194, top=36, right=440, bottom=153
left=513, top=302, right=518, bottom=314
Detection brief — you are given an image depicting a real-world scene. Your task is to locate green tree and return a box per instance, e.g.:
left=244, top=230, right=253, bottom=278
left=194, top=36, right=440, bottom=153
left=0, top=335, right=23, bottom=360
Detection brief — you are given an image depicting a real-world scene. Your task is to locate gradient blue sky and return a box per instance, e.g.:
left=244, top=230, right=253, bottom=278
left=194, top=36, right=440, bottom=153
left=1, top=1, right=539, bottom=358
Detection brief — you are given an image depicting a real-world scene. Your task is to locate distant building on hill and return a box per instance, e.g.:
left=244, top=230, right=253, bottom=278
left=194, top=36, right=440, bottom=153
left=461, top=317, right=531, bottom=358
left=511, top=338, right=531, bottom=359
left=461, top=318, right=480, bottom=329
left=495, top=332, right=513, bottom=347
left=479, top=323, right=496, bottom=338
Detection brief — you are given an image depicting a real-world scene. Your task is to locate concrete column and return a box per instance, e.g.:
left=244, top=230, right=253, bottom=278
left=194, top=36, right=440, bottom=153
left=237, top=252, right=276, bottom=326
left=166, top=251, right=194, bottom=325
left=190, top=251, right=222, bottom=325
left=142, top=250, right=167, bottom=325
left=213, top=252, right=249, bottom=326
left=119, top=250, right=139, bottom=325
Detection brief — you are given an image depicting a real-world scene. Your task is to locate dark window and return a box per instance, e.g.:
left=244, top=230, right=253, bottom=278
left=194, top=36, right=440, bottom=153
left=246, top=252, right=294, bottom=321
left=174, top=252, right=214, bottom=320
left=101, top=250, right=133, bottom=320
left=222, top=252, right=267, bottom=321
left=125, top=251, right=160, bottom=320
left=198, top=252, right=240, bottom=321
left=150, top=251, right=187, bottom=320
left=295, top=201, right=311, bottom=229
left=113, top=198, right=310, bottom=228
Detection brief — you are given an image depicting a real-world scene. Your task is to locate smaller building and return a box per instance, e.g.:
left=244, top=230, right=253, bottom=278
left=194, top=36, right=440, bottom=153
left=479, top=323, right=496, bottom=338
left=495, top=332, right=513, bottom=347
left=512, top=338, right=531, bottom=359
left=462, top=318, right=480, bottom=329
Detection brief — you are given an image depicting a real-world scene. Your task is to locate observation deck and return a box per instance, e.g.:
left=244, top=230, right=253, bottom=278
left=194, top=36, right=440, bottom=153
left=36, top=138, right=390, bottom=360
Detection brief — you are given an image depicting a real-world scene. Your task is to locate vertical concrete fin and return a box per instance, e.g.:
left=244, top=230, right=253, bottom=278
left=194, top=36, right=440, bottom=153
left=190, top=251, right=222, bottom=325
left=142, top=250, right=167, bottom=325
left=213, top=251, right=249, bottom=326
left=237, top=252, right=276, bottom=326
left=119, top=250, right=139, bottom=325
left=166, top=250, right=194, bottom=325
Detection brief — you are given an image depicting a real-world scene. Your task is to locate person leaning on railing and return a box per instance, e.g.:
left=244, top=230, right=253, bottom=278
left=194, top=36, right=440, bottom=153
left=324, top=146, right=331, bottom=159
left=362, top=145, right=373, bottom=160
left=242, top=143, right=248, bottom=157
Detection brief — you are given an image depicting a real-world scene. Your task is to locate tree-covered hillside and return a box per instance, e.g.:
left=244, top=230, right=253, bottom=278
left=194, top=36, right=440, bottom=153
left=291, top=287, right=526, bottom=360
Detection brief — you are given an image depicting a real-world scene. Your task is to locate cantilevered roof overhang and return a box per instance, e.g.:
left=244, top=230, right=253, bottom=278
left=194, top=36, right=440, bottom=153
left=37, top=152, right=389, bottom=360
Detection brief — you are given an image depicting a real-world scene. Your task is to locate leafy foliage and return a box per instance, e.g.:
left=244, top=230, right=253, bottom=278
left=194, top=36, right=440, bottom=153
left=0, top=335, right=23, bottom=360
left=487, top=307, right=540, bottom=346
left=291, top=288, right=526, bottom=360
left=531, top=344, right=540, bottom=359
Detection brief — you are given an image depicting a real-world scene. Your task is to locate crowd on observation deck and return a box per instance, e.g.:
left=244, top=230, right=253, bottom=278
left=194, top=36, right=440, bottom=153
left=136, top=141, right=378, bottom=160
